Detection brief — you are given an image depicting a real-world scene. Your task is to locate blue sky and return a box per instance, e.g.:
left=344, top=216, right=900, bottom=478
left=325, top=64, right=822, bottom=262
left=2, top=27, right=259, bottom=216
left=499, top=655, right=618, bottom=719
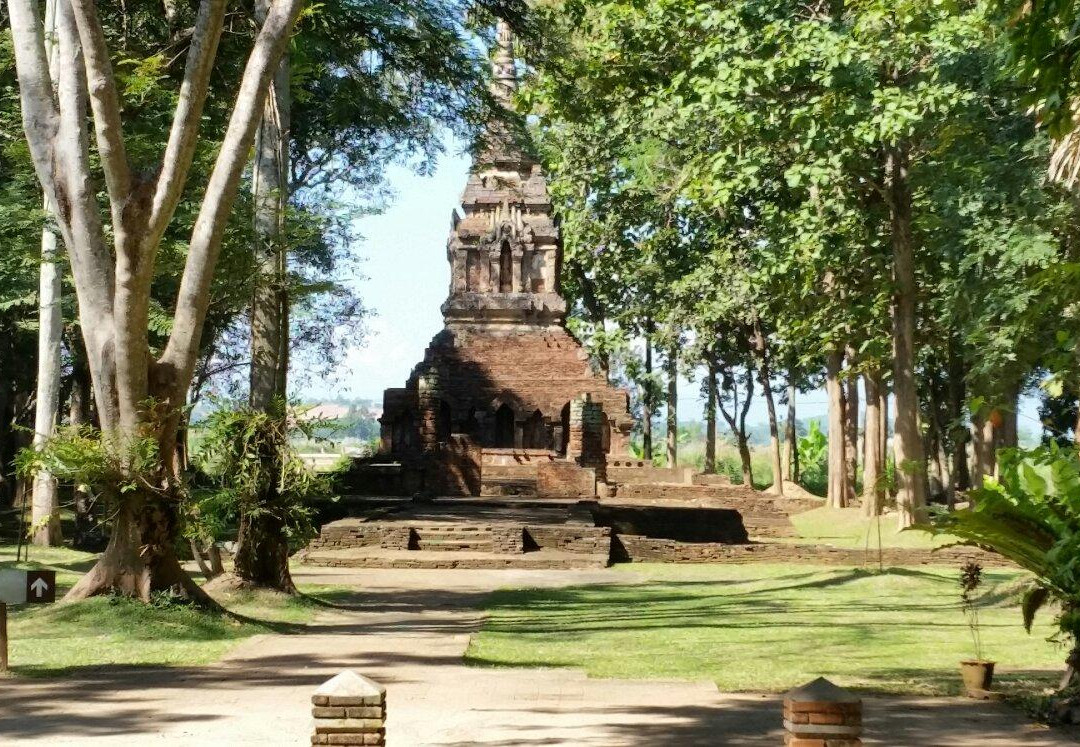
left=313, top=138, right=1045, bottom=439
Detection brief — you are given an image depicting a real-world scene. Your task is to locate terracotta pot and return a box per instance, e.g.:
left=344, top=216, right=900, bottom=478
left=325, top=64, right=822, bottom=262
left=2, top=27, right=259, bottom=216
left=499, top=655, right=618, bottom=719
left=960, top=660, right=995, bottom=695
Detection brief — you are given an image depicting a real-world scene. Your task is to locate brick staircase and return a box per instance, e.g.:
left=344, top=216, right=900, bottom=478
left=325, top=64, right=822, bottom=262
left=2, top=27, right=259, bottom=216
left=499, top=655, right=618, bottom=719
left=303, top=513, right=611, bottom=570
left=410, top=524, right=494, bottom=552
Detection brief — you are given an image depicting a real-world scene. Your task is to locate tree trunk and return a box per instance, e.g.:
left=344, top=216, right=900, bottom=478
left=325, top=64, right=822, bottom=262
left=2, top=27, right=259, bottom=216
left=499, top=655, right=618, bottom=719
left=665, top=346, right=677, bottom=468
left=705, top=362, right=717, bottom=474
left=843, top=346, right=859, bottom=502
left=737, top=434, right=753, bottom=486
left=68, top=350, right=95, bottom=547
left=947, top=338, right=971, bottom=491
left=232, top=510, right=296, bottom=593
left=65, top=489, right=205, bottom=602
left=826, top=348, right=847, bottom=508
left=753, top=322, right=783, bottom=496
left=30, top=0, right=62, bottom=547
left=886, top=140, right=928, bottom=528
left=237, top=9, right=294, bottom=593
left=31, top=218, right=63, bottom=546
left=739, top=367, right=754, bottom=486
left=190, top=538, right=214, bottom=578
left=880, top=383, right=889, bottom=494
left=784, top=374, right=798, bottom=483
left=863, top=370, right=884, bottom=516
left=971, top=408, right=996, bottom=487
left=248, top=42, right=290, bottom=408
left=718, top=366, right=754, bottom=486
left=996, top=383, right=1020, bottom=472
left=642, top=336, right=652, bottom=460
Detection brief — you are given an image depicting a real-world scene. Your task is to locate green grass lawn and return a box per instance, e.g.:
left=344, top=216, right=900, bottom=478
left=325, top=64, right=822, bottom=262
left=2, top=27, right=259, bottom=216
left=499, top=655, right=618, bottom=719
left=0, top=544, right=351, bottom=676
left=466, top=563, right=1064, bottom=695
left=788, top=506, right=957, bottom=549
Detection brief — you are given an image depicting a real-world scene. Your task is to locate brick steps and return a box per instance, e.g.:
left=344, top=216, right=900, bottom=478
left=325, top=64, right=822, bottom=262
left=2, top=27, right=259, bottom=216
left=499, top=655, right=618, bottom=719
left=303, top=548, right=610, bottom=570
left=415, top=538, right=495, bottom=552
left=410, top=523, right=495, bottom=552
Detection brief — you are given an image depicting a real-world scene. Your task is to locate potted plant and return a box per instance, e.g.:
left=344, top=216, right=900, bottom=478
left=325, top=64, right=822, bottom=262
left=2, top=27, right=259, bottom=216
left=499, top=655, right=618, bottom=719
left=958, top=562, right=995, bottom=696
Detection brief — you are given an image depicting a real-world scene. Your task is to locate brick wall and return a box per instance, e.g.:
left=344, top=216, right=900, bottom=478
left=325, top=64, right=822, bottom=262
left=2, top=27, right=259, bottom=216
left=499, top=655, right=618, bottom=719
left=382, top=328, right=635, bottom=458
left=592, top=505, right=749, bottom=544
left=491, top=525, right=525, bottom=554
left=427, top=435, right=482, bottom=496
left=608, top=465, right=694, bottom=485
left=536, top=461, right=596, bottom=497
left=525, top=525, right=611, bottom=554
left=307, top=522, right=411, bottom=552
left=613, top=534, right=1013, bottom=566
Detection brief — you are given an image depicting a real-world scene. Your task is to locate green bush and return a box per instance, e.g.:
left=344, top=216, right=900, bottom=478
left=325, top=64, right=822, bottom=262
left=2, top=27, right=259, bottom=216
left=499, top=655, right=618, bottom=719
left=925, top=443, right=1080, bottom=687
left=797, top=420, right=828, bottom=495
left=190, top=405, right=335, bottom=550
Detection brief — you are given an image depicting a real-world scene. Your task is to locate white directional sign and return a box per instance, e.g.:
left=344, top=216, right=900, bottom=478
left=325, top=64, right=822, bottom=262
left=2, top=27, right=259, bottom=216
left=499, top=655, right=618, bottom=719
left=0, top=569, right=56, bottom=604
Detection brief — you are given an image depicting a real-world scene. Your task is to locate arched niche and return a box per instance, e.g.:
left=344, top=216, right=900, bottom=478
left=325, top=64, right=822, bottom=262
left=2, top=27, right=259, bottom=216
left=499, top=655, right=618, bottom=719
left=495, top=403, right=515, bottom=448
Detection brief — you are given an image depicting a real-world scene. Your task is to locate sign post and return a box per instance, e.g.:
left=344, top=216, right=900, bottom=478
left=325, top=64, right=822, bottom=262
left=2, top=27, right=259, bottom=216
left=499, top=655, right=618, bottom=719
left=1, top=602, right=7, bottom=673
left=0, top=569, right=57, bottom=673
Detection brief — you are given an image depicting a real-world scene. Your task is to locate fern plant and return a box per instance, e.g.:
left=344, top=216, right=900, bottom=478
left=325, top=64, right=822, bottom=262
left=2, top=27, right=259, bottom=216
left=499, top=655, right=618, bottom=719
left=924, top=443, right=1080, bottom=688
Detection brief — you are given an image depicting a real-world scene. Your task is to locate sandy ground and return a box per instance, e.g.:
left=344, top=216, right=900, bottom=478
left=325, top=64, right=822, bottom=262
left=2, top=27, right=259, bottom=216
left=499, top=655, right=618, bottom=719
left=0, top=565, right=1076, bottom=746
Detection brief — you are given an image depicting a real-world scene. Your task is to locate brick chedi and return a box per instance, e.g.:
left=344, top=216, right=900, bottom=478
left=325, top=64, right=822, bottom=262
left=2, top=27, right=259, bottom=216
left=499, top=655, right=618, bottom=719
left=379, top=21, right=631, bottom=478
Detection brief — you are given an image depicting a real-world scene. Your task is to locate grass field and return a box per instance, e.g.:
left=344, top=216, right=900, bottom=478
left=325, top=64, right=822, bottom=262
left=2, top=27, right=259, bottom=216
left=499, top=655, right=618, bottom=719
left=0, top=544, right=350, bottom=676
left=466, top=563, right=1064, bottom=695
left=789, top=506, right=957, bottom=549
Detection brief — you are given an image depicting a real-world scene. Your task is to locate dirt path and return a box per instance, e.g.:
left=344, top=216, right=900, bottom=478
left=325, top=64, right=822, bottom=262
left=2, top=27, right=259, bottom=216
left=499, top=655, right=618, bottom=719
left=0, top=566, right=1074, bottom=746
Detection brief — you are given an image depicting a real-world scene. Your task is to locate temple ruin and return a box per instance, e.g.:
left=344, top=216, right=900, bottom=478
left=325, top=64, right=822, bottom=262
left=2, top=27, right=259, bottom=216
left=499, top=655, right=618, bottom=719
left=374, top=21, right=632, bottom=497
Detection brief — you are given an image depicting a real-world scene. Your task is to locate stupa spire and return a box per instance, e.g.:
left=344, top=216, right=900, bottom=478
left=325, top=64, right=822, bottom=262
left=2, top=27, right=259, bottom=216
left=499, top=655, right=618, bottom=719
left=491, top=19, right=517, bottom=107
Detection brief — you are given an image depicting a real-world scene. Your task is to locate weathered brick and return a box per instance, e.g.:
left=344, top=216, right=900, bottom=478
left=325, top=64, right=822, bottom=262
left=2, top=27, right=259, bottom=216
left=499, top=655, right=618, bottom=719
left=325, top=695, right=384, bottom=707
left=314, top=719, right=385, bottom=734
left=312, top=707, right=348, bottom=719
left=344, top=706, right=384, bottom=719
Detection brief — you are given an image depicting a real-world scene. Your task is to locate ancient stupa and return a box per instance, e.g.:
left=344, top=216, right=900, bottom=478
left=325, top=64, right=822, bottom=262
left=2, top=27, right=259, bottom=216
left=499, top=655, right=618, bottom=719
left=377, top=21, right=631, bottom=486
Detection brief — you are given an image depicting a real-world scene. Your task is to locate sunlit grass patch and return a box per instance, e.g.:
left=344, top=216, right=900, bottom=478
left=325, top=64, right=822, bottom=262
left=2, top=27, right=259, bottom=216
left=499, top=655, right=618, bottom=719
left=467, top=563, right=1063, bottom=695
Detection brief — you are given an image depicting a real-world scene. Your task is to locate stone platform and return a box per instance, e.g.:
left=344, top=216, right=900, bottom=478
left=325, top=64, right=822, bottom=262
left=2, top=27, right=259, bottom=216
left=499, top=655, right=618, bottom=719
left=301, top=493, right=1011, bottom=570
left=303, top=548, right=610, bottom=570
left=302, top=499, right=614, bottom=571
left=607, top=483, right=821, bottom=538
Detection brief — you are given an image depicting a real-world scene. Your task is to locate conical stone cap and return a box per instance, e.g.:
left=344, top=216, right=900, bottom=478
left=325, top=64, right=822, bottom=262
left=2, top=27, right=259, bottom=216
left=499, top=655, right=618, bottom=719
left=784, top=676, right=859, bottom=704
left=312, top=670, right=386, bottom=706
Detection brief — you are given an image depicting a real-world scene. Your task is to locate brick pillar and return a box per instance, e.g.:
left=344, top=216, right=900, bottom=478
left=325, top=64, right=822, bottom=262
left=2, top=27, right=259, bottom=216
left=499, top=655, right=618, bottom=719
left=417, top=369, right=441, bottom=453
left=570, top=394, right=607, bottom=483
left=311, top=670, right=386, bottom=746
left=783, top=677, right=862, bottom=746
left=566, top=397, right=584, bottom=458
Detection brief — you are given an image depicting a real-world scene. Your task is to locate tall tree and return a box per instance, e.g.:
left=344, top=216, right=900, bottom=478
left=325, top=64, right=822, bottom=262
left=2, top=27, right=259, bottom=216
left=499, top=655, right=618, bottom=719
left=29, top=0, right=62, bottom=546
left=665, top=345, right=677, bottom=468
left=9, top=0, right=304, bottom=600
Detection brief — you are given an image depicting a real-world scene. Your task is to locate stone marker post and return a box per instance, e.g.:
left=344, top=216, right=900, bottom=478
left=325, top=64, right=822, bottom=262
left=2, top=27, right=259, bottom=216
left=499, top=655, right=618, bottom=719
left=311, top=670, right=386, bottom=746
left=782, top=677, right=862, bottom=746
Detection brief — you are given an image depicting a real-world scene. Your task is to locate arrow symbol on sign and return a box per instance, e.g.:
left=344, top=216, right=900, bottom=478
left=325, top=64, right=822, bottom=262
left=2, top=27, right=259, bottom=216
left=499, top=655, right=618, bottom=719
left=29, top=578, right=49, bottom=598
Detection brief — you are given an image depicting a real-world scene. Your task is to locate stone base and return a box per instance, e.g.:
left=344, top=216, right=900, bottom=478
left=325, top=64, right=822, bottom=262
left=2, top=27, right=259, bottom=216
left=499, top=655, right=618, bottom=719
left=303, top=548, right=609, bottom=570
